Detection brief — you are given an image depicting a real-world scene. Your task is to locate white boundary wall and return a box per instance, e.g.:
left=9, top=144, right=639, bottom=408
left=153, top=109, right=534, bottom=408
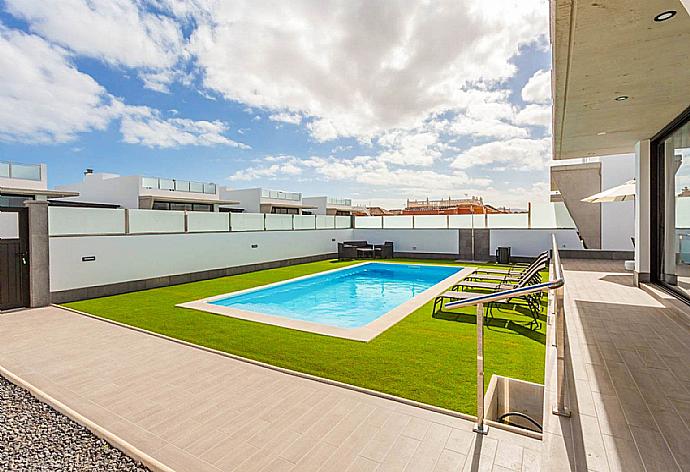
left=353, top=229, right=459, bottom=254
left=50, top=229, right=353, bottom=292
left=489, top=229, right=584, bottom=257
left=48, top=207, right=126, bottom=236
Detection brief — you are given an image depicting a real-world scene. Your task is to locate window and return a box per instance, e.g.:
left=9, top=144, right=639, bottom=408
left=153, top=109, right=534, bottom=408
left=152, top=201, right=212, bottom=211
left=652, top=107, right=690, bottom=303
left=271, top=207, right=298, bottom=214
left=658, top=120, right=690, bottom=300
left=0, top=194, right=34, bottom=208
left=169, top=203, right=192, bottom=211
left=192, top=203, right=212, bottom=212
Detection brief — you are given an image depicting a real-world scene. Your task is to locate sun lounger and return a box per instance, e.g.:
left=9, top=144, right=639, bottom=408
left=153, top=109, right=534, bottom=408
left=473, top=251, right=549, bottom=276
left=466, top=258, right=548, bottom=284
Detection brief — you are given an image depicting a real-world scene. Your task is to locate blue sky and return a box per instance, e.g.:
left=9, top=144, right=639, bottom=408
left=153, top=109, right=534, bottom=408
left=0, top=0, right=552, bottom=209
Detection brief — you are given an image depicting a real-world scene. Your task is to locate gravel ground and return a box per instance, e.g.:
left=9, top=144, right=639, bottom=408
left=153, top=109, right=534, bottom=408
left=0, top=374, right=150, bottom=471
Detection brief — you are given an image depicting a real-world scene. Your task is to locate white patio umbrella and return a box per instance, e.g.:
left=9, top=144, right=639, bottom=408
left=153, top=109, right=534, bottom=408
left=581, top=179, right=636, bottom=203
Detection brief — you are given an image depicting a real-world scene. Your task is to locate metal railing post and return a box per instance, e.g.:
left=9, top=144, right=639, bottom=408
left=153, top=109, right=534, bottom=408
left=474, top=302, right=489, bottom=434
left=552, top=283, right=571, bottom=417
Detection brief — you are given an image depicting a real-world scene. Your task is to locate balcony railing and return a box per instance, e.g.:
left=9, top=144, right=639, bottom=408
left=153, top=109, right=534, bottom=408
left=442, top=234, right=567, bottom=434
left=0, top=161, right=42, bottom=181
left=260, top=189, right=301, bottom=201
left=327, top=197, right=352, bottom=206
left=141, top=177, right=217, bottom=195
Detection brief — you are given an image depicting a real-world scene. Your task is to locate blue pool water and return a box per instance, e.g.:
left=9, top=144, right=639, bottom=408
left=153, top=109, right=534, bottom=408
left=210, top=263, right=461, bottom=328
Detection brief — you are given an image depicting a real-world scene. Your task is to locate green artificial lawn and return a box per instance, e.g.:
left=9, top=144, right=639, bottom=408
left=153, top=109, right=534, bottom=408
left=63, top=259, right=547, bottom=415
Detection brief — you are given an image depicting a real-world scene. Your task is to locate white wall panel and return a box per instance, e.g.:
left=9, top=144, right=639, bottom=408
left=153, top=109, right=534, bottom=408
left=335, top=216, right=352, bottom=229
left=50, top=229, right=354, bottom=291
left=354, top=216, right=382, bottom=228
left=187, top=212, right=229, bottom=232
left=353, top=229, right=458, bottom=254
left=48, top=207, right=126, bottom=236
left=264, top=214, right=293, bottom=230
left=293, top=215, right=316, bottom=230
left=230, top=213, right=265, bottom=231
left=489, top=229, right=583, bottom=257
left=128, top=209, right=185, bottom=234
left=412, top=215, right=447, bottom=228
left=382, top=216, right=413, bottom=229
left=316, top=215, right=336, bottom=229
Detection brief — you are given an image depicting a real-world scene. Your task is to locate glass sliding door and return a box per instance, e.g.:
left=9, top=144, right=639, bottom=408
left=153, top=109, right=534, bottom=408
left=659, top=120, right=690, bottom=299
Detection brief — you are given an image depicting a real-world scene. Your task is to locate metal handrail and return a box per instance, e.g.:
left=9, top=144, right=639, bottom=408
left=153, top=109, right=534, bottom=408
left=444, top=234, right=567, bottom=434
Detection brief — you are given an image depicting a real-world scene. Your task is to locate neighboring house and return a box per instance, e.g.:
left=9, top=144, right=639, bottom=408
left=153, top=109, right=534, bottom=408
left=402, top=197, right=506, bottom=215
left=56, top=170, right=238, bottom=211
left=550, top=154, right=635, bottom=250
left=219, top=187, right=316, bottom=214
left=0, top=161, right=78, bottom=207
left=301, top=196, right=359, bottom=216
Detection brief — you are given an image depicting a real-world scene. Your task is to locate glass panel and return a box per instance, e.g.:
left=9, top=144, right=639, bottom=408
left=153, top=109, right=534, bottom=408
left=203, top=182, right=216, bottom=194
left=174, top=180, right=190, bottom=192
left=661, top=120, right=690, bottom=299
left=0, top=194, right=34, bottom=207
left=141, top=177, right=158, bottom=189
left=191, top=203, right=212, bottom=212
left=186, top=181, right=201, bottom=193
left=159, top=179, right=174, bottom=190
left=327, top=197, right=351, bottom=206
left=10, top=163, right=41, bottom=181
left=261, top=189, right=301, bottom=201
left=0, top=162, right=9, bottom=178
left=170, top=202, right=192, bottom=211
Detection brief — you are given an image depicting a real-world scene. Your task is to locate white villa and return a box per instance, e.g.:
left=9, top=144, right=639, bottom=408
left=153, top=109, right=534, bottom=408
left=56, top=170, right=238, bottom=212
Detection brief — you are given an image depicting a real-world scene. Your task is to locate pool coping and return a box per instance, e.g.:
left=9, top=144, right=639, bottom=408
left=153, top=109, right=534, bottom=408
left=177, top=261, right=476, bottom=341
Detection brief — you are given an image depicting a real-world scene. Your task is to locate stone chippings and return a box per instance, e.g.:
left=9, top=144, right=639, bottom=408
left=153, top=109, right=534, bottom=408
left=0, top=375, right=150, bottom=472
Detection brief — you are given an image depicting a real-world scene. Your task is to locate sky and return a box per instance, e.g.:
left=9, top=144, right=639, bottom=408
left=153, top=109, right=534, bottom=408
left=0, top=0, right=552, bottom=209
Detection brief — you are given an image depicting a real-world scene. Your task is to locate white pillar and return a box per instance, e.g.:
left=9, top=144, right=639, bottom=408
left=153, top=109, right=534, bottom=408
left=634, top=140, right=651, bottom=285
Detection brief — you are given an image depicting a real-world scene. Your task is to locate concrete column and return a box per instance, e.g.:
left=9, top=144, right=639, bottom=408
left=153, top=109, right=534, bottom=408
left=24, top=200, right=50, bottom=307
left=634, top=139, right=651, bottom=285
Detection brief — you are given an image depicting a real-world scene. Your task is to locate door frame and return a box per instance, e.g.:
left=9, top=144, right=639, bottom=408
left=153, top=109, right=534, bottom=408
left=649, top=105, right=690, bottom=304
left=0, top=206, right=30, bottom=310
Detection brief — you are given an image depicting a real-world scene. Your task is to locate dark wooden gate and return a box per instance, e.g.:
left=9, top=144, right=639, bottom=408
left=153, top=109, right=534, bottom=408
left=0, top=208, right=29, bottom=310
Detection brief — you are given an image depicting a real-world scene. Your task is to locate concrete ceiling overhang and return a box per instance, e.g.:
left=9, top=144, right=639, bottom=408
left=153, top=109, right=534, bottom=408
left=552, top=0, right=690, bottom=160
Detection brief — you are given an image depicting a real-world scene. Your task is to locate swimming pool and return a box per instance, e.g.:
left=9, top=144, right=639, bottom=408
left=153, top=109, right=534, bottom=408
left=213, top=263, right=461, bottom=326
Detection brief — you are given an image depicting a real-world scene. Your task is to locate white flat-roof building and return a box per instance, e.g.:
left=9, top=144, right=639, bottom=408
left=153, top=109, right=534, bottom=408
left=0, top=161, right=78, bottom=207
left=301, top=196, right=359, bottom=216
left=56, top=171, right=238, bottom=211
left=219, top=187, right=317, bottom=214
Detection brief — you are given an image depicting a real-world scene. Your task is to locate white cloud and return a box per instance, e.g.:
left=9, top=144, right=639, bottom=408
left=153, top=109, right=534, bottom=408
left=376, top=130, right=442, bottom=166
left=268, top=112, right=302, bottom=125
left=303, top=155, right=491, bottom=192
left=0, top=27, right=117, bottom=143
left=5, top=0, right=184, bottom=69
left=451, top=138, right=551, bottom=171
left=189, top=0, right=549, bottom=141
left=521, top=69, right=551, bottom=104
left=514, top=104, right=551, bottom=129
left=120, top=107, right=250, bottom=148
left=228, top=155, right=303, bottom=181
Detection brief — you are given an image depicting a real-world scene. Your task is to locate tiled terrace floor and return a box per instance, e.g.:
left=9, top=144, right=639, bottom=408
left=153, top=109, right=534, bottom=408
left=544, top=260, right=690, bottom=472
left=0, top=259, right=688, bottom=471
left=0, top=306, right=541, bottom=472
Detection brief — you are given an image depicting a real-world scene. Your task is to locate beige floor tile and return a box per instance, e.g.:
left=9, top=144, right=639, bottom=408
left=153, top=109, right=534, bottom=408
left=630, top=425, right=682, bottom=472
